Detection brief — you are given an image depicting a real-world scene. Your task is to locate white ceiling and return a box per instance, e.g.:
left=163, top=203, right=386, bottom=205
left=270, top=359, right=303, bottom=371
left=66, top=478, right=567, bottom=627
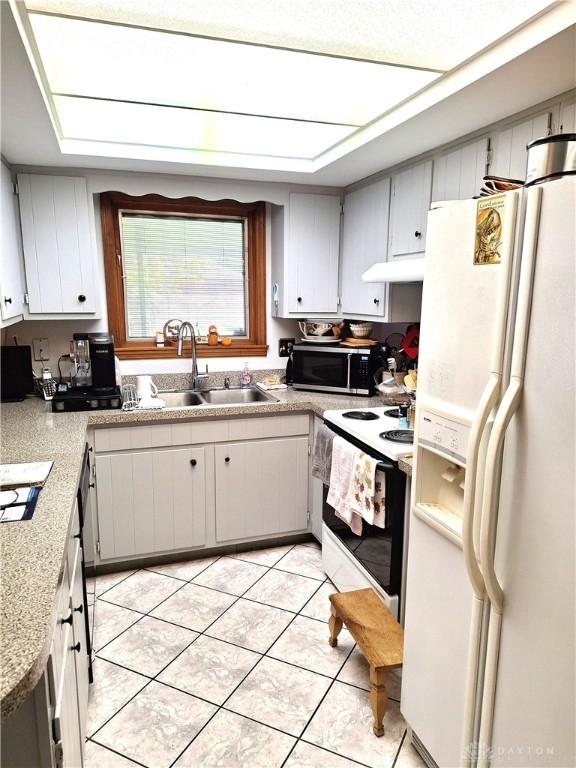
left=2, top=1, right=575, bottom=185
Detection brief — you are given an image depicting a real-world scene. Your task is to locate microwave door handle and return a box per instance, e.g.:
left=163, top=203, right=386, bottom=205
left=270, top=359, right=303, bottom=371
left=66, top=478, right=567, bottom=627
left=346, top=354, right=352, bottom=390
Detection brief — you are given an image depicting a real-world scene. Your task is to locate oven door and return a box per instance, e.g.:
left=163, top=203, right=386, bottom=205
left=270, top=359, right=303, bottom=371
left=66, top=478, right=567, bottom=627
left=323, top=488, right=397, bottom=595
left=292, top=348, right=352, bottom=393
left=320, top=427, right=406, bottom=610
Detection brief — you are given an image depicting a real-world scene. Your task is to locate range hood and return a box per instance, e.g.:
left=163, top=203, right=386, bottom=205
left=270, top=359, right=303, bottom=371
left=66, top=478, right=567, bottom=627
left=362, top=258, right=425, bottom=283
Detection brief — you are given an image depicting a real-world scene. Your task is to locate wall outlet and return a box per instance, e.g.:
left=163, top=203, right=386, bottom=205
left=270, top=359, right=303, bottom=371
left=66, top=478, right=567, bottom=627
left=278, top=337, right=295, bottom=357
left=32, top=337, right=50, bottom=362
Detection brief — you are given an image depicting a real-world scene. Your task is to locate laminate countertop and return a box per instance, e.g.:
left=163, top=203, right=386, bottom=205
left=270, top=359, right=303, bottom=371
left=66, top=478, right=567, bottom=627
left=0, top=389, right=412, bottom=717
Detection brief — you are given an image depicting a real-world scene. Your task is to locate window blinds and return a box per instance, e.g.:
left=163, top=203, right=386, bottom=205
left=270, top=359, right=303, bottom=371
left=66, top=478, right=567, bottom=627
left=120, top=213, right=248, bottom=339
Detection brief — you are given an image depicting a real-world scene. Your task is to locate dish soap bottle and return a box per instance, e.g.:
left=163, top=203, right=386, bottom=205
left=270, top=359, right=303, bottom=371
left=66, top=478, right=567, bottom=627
left=239, top=362, right=253, bottom=388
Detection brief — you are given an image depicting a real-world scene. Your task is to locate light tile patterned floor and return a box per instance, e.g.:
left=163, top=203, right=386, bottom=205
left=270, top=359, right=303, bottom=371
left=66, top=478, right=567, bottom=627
left=85, top=542, right=426, bottom=768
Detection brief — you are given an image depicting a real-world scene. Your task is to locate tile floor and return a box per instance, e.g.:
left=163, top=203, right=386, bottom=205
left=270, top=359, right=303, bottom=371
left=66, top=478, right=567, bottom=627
left=85, top=542, right=426, bottom=768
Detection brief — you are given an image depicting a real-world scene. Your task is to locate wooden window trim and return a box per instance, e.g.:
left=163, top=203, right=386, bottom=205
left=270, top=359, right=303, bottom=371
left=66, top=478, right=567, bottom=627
left=100, top=193, right=267, bottom=360
left=100, top=192, right=268, bottom=360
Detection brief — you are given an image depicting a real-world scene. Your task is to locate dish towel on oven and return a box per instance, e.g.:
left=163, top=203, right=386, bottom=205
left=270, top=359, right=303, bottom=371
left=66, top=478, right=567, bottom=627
left=348, top=452, right=387, bottom=529
left=311, top=424, right=337, bottom=486
left=327, top=437, right=362, bottom=535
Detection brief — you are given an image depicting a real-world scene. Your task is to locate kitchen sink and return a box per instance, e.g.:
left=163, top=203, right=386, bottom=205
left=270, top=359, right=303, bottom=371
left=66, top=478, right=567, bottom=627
left=158, top=390, right=205, bottom=407
left=157, top=387, right=277, bottom=407
left=199, top=387, right=277, bottom=405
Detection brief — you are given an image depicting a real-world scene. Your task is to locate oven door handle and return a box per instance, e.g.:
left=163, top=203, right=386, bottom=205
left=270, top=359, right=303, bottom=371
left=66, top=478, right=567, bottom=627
left=376, top=460, right=395, bottom=472
left=346, top=354, right=352, bottom=390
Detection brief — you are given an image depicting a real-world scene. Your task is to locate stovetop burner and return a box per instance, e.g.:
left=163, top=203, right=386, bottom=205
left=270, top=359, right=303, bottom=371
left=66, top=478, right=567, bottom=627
left=380, top=429, right=414, bottom=444
left=384, top=408, right=401, bottom=418
left=342, top=411, right=380, bottom=421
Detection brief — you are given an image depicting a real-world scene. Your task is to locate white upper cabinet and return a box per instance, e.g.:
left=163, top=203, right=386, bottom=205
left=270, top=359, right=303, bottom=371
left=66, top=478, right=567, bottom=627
left=0, top=163, right=25, bottom=326
left=388, top=160, right=433, bottom=259
left=340, top=178, right=390, bottom=317
left=17, top=174, right=97, bottom=315
left=490, top=112, right=551, bottom=180
left=287, top=192, right=341, bottom=314
left=432, top=138, right=489, bottom=203
left=559, top=100, right=576, bottom=133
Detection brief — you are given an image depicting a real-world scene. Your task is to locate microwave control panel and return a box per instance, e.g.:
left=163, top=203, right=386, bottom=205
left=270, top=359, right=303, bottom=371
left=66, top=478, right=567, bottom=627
left=358, top=354, right=372, bottom=386
left=418, top=409, right=470, bottom=465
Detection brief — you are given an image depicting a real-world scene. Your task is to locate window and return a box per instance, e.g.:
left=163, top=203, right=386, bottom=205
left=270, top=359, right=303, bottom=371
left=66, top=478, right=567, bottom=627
left=100, top=193, right=266, bottom=359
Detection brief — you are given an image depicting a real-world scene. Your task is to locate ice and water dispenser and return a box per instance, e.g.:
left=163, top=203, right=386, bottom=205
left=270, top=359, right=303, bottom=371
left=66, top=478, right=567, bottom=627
left=412, top=409, right=472, bottom=542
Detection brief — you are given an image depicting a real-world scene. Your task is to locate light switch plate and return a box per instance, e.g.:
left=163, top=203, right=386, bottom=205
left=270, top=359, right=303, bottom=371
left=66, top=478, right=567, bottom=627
left=32, top=337, right=50, bottom=361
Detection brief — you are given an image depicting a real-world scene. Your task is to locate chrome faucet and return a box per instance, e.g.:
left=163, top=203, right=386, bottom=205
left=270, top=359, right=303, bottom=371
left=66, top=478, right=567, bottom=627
left=176, top=321, right=208, bottom=389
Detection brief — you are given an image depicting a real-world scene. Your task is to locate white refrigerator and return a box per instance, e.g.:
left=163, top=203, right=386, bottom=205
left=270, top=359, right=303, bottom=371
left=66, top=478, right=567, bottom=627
left=401, top=174, right=575, bottom=768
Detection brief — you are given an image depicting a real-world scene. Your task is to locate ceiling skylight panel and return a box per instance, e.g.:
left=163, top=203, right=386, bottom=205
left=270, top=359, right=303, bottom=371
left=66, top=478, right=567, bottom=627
left=53, top=96, right=355, bottom=158
left=25, top=0, right=555, bottom=71
left=29, top=14, right=439, bottom=127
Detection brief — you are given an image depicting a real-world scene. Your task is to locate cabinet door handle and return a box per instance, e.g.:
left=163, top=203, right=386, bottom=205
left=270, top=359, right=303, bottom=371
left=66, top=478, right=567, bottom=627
left=297, top=297, right=302, bottom=303
left=71, top=642, right=81, bottom=653
left=374, top=298, right=380, bottom=305
left=414, top=230, right=422, bottom=238
left=225, top=456, right=231, bottom=463
left=74, top=604, right=83, bottom=614
left=73, top=532, right=81, bottom=539
left=89, top=482, right=95, bottom=488
left=61, top=612, right=73, bottom=626
left=3, top=297, right=12, bottom=304
left=190, top=459, right=197, bottom=467
left=78, top=294, right=86, bottom=303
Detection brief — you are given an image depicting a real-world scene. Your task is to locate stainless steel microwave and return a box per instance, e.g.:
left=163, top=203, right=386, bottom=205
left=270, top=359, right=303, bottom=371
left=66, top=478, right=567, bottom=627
left=292, top=344, right=381, bottom=396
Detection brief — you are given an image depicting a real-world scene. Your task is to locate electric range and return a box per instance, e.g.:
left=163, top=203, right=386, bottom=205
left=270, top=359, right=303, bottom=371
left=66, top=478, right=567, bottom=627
left=323, top=406, right=414, bottom=461
left=320, top=405, right=413, bottom=621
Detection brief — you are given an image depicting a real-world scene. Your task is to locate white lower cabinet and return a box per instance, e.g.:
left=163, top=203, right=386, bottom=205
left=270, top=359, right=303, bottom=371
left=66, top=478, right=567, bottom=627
left=92, top=416, right=311, bottom=560
left=52, top=622, right=83, bottom=768
left=51, top=516, right=88, bottom=768
left=215, top=437, right=309, bottom=542
left=95, top=446, right=207, bottom=560
left=2, top=507, right=88, bottom=768
left=308, top=417, right=324, bottom=543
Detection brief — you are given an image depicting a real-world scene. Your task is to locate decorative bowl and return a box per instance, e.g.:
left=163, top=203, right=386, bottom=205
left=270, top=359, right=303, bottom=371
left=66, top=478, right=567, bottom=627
left=298, top=320, right=341, bottom=337
left=349, top=322, right=374, bottom=339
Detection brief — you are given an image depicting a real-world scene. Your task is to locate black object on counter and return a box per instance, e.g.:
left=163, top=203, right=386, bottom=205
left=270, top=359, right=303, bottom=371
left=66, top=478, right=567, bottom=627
left=1, top=346, right=34, bottom=401
left=284, top=343, right=294, bottom=385
left=52, top=385, right=122, bottom=412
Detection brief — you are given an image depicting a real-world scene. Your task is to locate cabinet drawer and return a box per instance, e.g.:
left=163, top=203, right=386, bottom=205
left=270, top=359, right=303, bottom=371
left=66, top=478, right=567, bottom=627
left=94, top=420, right=228, bottom=452
left=227, top=414, right=309, bottom=441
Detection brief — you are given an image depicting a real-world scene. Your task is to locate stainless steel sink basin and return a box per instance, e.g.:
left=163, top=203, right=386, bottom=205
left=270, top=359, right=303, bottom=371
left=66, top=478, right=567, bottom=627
left=159, top=390, right=205, bottom=407
left=200, top=387, right=277, bottom=405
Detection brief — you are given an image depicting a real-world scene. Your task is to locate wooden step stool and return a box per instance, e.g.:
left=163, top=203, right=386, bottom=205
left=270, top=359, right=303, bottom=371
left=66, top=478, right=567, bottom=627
left=328, top=588, right=404, bottom=737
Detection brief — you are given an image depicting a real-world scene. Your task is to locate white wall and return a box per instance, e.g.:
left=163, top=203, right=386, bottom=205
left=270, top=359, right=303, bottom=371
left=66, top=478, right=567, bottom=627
left=7, top=168, right=344, bottom=374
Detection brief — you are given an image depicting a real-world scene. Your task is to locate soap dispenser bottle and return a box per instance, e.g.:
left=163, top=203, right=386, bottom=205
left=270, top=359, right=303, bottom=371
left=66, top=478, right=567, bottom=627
left=239, top=362, right=253, bottom=388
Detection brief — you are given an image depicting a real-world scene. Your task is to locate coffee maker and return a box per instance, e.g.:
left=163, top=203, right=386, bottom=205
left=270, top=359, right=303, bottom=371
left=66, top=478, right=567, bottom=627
left=52, top=333, right=122, bottom=412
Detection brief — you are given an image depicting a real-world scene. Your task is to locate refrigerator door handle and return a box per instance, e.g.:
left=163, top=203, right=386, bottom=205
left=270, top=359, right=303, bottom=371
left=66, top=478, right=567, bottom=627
left=478, top=382, right=521, bottom=613
left=461, top=374, right=499, bottom=598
